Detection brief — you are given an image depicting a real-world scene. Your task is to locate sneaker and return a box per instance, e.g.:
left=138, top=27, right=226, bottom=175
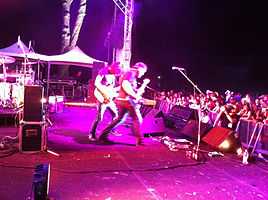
left=88, top=134, right=97, bottom=141
left=98, top=135, right=113, bottom=144
left=111, top=130, right=122, bottom=136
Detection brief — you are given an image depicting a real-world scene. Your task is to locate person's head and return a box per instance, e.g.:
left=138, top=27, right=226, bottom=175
left=107, top=61, right=122, bottom=75
left=131, top=62, right=147, bottom=78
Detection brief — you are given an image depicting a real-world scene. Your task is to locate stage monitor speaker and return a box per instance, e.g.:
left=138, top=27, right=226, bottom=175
left=141, top=109, right=166, bottom=137
left=23, top=85, right=44, bottom=122
left=202, top=127, right=236, bottom=150
left=165, top=106, right=198, bottom=130
left=33, top=163, right=50, bottom=200
left=170, top=106, right=198, bottom=121
left=19, top=122, right=46, bottom=152
left=181, top=120, right=212, bottom=141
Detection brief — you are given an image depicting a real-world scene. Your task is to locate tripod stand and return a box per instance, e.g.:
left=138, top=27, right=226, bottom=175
left=173, top=67, right=204, bottom=160
left=43, top=102, right=60, bottom=157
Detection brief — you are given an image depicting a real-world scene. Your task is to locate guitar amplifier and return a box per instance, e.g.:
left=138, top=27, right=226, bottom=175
left=19, top=121, right=47, bottom=152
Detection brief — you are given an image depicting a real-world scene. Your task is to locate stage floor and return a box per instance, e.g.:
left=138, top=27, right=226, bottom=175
left=0, top=106, right=268, bottom=200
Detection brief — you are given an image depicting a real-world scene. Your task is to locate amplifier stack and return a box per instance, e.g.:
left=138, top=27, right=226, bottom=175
left=19, top=85, right=47, bottom=152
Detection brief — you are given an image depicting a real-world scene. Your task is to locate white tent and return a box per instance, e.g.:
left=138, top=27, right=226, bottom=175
left=47, top=46, right=105, bottom=67
left=0, top=40, right=106, bottom=95
left=0, top=40, right=30, bottom=57
left=0, top=40, right=49, bottom=62
left=0, top=41, right=105, bottom=66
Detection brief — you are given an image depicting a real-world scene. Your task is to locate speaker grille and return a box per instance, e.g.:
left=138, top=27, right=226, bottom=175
left=21, top=124, right=43, bottom=151
left=23, top=85, right=44, bottom=122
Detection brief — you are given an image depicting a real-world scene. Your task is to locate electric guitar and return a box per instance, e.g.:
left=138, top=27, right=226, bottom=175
left=94, top=85, right=119, bottom=104
left=137, top=98, right=156, bottom=106
left=131, top=78, right=156, bottom=106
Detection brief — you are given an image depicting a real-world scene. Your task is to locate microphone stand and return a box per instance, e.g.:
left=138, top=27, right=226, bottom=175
left=17, top=36, right=29, bottom=86
left=176, top=69, right=204, bottom=96
left=174, top=68, right=204, bottom=161
left=0, top=57, right=6, bottom=82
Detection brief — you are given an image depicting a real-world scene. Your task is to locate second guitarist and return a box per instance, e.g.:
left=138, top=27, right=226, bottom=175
left=88, top=62, right=122, bottom=141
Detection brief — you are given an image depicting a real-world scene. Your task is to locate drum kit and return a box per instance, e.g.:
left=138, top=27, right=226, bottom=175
left=0, top=54, right=35, bottom=109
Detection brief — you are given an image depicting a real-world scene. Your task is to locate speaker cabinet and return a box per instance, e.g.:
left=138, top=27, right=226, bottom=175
left=23, top=85, right=44, bottom=122
left=181, top=120, right=212, bottom=141
left=19, top=122, right=46, bottom=152
left=170, top=106, right=197, bottom=120
left=110, top=10, right=124, bottom=49
left=165, top=106, right=198, bottom=130
left=202, top=127, right=234, bottom=149
left=141, top=109, right=166, bottom=137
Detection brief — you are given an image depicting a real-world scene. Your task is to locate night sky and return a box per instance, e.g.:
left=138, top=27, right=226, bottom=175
left=0, top=0, right=267, bottom=94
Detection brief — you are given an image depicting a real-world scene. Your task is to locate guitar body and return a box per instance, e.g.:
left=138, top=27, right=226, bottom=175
left=130, top=98, right=156, bottom=107
left=140, top=98, right=156, bottom=106
left=94, top=86, right=118, bottom=104
left=94, top=89, right=106, bottom=104
left=128, top=78, right=156, bottom=107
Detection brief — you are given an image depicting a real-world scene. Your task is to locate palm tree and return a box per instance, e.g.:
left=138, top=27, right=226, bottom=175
left=61, top=0, right=87, bottom=53
left=60, top=0, right=87, bottom=78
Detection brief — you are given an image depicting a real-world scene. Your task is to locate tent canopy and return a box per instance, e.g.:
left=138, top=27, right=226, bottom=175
left=47, top=46, right=105, bottom=67
left=0, top=40, right=30, bottom=57
left=0, top=40, right=105, bottom=67
left=0, top=40, right=49, bottom=61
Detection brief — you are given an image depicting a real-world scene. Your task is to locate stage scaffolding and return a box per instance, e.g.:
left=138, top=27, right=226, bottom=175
left=112, top=0, right=134, bottom=70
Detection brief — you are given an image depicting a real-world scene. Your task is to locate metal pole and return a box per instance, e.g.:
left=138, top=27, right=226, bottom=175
left=46, top=62, right=51, bottom=98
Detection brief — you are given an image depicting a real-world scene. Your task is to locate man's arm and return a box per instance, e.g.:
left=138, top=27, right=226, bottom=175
left=122, top=80, right=140, bottom=100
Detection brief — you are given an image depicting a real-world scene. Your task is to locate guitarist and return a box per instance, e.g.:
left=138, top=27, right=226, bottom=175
left=88, top=62, right=122, bottom=141
left=99, top=62, right=149, bottom=146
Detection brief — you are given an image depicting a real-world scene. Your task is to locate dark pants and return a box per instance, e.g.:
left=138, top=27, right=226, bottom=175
left=89, top=103, right=102, bottom=138
left=99, top=100, right=143, bottom=141
left=90, top=103, right=116, bottom=138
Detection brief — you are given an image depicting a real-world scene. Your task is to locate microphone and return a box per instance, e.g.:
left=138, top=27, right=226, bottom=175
left=172, top=66, right=185, bottom=71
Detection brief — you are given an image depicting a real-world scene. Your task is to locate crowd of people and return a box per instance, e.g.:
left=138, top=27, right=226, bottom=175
left=155, top=89, right=268, bottom=129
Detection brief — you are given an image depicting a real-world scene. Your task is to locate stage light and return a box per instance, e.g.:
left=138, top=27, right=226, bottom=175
left=41, top=97, right=47, bottom=104
left=219, top=140, right=230, bottom=150
left=202, top=127, right=241, bottom=153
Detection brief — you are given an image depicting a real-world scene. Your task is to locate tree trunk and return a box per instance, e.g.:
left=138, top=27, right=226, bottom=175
left=70, top=0, right=87, bottom=48
left=61, top=0, right=73, bottom=53
left=60, top=0, right=87, bottom=79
